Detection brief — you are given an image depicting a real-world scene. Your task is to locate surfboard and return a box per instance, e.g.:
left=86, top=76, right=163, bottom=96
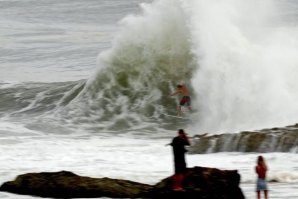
left=163, top=113, right=189, bottom=119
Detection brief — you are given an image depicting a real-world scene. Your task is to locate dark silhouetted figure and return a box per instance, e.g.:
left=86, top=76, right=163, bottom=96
left=170, top=129, right=190, bottom=191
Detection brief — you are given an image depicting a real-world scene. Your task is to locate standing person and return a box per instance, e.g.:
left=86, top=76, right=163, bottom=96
left=170, top=129, right=190, bottom=191
left=170, top=84, right=191, bottom=116
left=255, top=155, right=268, bottom=199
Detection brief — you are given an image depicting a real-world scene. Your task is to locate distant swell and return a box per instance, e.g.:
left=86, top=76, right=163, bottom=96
left=0, top=81, right=84, bottom=116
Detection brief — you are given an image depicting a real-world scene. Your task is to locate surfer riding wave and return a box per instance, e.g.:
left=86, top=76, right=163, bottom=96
left=170, top=84, right=192, bottom=116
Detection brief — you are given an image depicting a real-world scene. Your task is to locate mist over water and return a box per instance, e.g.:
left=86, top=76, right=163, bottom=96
left=189, top=0, right=298, bottom=132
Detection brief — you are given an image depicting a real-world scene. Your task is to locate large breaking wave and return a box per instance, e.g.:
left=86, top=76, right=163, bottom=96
left=2, top=0, right=298, bottom=146
left=82, top=0, right=298, bottom=133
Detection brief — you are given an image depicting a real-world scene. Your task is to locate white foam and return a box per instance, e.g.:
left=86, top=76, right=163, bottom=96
left=1, top=134, right=298, bottom=198
left=188, top=0, right=298, bottom=132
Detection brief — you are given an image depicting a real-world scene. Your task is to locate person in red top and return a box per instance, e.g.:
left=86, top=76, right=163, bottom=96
left=255, top=156, right=268, bottom=199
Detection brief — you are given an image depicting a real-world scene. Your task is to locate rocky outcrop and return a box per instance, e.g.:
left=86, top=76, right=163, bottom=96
left=0, top=171, right=152, bottom=198
left=152, top=167, right=245, bottom=199
left=0, top=167, right=245, bottom=199
left=189, top=123, right=298, bottom=153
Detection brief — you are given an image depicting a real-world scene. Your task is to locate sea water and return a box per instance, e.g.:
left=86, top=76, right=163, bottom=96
left=1, top=0, right=298, bottom=198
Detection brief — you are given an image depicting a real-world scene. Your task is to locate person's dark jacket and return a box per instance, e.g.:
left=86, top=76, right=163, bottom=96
left=171, top=136, right=190, bottom=174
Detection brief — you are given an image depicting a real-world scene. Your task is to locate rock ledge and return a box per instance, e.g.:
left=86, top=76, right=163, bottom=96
left=0, top=167, right=245, bottom=199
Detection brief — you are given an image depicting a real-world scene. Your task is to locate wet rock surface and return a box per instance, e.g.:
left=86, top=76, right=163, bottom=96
left=0, top=167, right=244, bottom=199
left=190, top=123, right=298, bottom=153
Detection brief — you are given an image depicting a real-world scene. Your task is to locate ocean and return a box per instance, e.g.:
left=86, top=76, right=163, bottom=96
left=1, top=0, right=298, bottom=198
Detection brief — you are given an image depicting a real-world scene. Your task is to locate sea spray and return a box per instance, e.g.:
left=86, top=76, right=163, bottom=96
left=186, top=0, right=298, bottom=132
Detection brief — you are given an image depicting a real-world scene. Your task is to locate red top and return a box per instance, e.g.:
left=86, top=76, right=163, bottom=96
left=256, top=165, right=266, bottom=179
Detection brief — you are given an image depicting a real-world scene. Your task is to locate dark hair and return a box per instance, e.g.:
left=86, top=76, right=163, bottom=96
left=178, top=129, right=185, bottom=134
left=177, top=84, right=182, bottom=88
left=257, top=155, right=267, bottom=169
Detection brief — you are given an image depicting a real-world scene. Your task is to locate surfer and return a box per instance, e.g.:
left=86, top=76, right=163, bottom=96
left=169, top=129, right=190, bottom=191
left=170, top=84, right=191, bottom=116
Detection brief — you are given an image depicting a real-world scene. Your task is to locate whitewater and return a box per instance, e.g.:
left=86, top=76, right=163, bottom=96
left=1, top=0, right=298, bottom=198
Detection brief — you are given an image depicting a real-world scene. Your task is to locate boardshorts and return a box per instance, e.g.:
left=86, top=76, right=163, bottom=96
left=180, top=96, right=191, bottom=106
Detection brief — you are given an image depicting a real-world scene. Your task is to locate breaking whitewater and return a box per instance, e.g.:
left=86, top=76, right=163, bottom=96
left=1, top=0, right=298, bottom=198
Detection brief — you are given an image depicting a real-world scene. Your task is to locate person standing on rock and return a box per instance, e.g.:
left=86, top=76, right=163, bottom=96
left=170, top=129, right=190, bottom=191
left=255, top=155, right=268, bottom=199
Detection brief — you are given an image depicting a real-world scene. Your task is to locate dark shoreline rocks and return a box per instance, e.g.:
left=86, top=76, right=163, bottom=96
left=189, top=123, right=298, bottom=153
left=0, top=167, right=245, bottom=199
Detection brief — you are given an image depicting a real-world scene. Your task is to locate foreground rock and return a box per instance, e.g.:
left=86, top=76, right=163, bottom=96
left=152, top=167, right=245, bottom=199
left=0, top=171, right=152, bottom=198
left=0, top=167, right=245, bottom=199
